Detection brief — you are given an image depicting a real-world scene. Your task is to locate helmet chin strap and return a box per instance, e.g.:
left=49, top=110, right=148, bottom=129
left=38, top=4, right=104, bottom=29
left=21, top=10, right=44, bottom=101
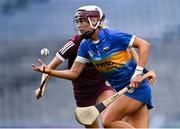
left=80, top=29, right=96, bottom=39
left=80, top=17, right=100, bottom=39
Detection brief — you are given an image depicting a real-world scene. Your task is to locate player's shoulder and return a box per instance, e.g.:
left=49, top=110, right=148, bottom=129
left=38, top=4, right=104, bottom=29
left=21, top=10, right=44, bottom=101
left=70, top=34, right=82, bottom=43
left=101, top=28, right=121, bottom=37
left=104, top=28, right=124, bottom=35
left=104, top=28, right=131, bottom=41
left=61, top=35, right=79, bottom=50
left=77, top=38, right=87, bottom=49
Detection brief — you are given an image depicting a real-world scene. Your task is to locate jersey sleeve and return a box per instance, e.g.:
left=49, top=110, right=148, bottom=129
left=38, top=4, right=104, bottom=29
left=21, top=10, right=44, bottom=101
left=56, top=40, right=75, bottom=62
left=75, top=40, right=90, bottom=64
left=113, top=31, right=136, bottom=50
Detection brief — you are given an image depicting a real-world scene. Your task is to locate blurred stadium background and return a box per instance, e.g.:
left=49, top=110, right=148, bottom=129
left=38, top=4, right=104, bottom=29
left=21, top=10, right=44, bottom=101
left=0, top=0, right=180, bottom=128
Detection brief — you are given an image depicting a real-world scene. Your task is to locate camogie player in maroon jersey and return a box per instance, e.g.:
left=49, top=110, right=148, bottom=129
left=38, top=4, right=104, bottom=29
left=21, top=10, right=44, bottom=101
left=34, top=34, right=115, bottom=128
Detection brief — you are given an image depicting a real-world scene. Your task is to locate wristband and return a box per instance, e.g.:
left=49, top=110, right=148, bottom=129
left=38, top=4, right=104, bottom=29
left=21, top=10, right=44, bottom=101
left=131, top=66, right=144, bottom=79
left=143, top=68, right=148, bottom=73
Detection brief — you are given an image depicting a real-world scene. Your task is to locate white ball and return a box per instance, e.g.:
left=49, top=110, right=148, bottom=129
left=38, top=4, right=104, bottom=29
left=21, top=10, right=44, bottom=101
left=40, top=48, right=49, bottom=57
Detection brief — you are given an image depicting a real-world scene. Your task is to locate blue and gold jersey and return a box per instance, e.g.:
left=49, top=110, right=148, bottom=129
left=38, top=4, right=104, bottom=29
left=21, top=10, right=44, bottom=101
left=76, top=28, right=137, bottom=89
left=76, top=28, right=153, bottom=109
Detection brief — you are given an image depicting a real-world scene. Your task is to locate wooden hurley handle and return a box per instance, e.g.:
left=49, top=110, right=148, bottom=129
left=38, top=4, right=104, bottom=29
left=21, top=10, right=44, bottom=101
left=36, top=75, right=48, bottom=100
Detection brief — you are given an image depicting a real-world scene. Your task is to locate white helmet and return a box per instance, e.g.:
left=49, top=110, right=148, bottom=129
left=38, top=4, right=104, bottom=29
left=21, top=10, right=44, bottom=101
left=73, top=5, right=105, bottom=38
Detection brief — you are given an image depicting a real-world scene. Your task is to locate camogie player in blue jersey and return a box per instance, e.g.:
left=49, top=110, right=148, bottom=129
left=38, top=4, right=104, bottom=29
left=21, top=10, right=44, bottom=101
left=32, top=5, right=156, bottom=128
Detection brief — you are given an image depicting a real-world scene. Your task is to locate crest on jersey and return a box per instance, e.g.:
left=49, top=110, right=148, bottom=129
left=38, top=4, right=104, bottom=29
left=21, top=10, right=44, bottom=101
left=88, top=50, right=94, bottom=57
left=103, top=46, right=109, bottom=52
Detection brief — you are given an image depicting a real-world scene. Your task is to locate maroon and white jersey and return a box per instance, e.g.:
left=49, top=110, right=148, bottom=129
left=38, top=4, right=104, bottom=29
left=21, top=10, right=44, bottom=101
left=56, top=35, right=107, bottom=100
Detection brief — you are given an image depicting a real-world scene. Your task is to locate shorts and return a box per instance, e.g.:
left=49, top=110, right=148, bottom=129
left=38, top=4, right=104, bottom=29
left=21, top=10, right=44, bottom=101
left=75, top=83, right=114, bottom=107
left=115, top=79, right=153, bottom=109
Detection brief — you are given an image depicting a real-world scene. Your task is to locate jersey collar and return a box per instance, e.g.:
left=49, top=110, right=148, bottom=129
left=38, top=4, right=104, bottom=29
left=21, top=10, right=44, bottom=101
left=91, top=28, right=106, bottom=44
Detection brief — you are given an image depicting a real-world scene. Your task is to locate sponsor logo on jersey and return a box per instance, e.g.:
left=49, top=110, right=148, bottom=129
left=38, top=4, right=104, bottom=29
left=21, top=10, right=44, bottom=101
left=103, top=46, right=109, bottom=52
left=95, top=61, right=121, bottom=71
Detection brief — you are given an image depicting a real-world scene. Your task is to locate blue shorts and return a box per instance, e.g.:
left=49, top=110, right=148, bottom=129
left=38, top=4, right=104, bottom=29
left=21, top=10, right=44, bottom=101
left=115, top=79, right=153, bottom=109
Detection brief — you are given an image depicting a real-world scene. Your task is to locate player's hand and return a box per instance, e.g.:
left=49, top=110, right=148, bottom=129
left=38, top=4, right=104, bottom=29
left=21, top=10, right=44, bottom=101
left=147, top=75, right=156, bottom=85
left=130, top=74, right=143, bottom=88
left=35, top=88, right=42, bottom=98
left=32, top=59, right=51, bottom=74
left=35, top=87, right=46, bottom=99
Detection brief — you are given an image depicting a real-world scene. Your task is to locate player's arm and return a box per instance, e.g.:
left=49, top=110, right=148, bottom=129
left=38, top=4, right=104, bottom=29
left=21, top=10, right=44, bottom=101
left=51, top=61, right=85, bottom=80
left=132, top=37, right=150, bottom=67
left=33, top=36, right=87, bottom=81
left=42, top=56, right=62, bottom=82
left=130, top=47, right=149, bottom=73
left=41, top=56, right=62, bottom=87
left=34, top=56, right=62, bottom=98
left=36, top=39, right=76, bottom=99
left=130, top=48, right=139, bottom=63
left=130, top=47, right=156, bottom=85
left=32, top=60, right=85, bottom=80
left=130, top=37, right=151, bottom=87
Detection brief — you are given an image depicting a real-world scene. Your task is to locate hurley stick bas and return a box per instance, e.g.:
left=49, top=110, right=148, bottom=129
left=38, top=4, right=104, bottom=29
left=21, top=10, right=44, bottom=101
left=75, top=70, right=156, bottom=125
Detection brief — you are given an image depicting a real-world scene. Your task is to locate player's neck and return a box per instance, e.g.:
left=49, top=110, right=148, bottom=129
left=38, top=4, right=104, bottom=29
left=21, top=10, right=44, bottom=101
left=91, top=28, right=100, bottom=41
